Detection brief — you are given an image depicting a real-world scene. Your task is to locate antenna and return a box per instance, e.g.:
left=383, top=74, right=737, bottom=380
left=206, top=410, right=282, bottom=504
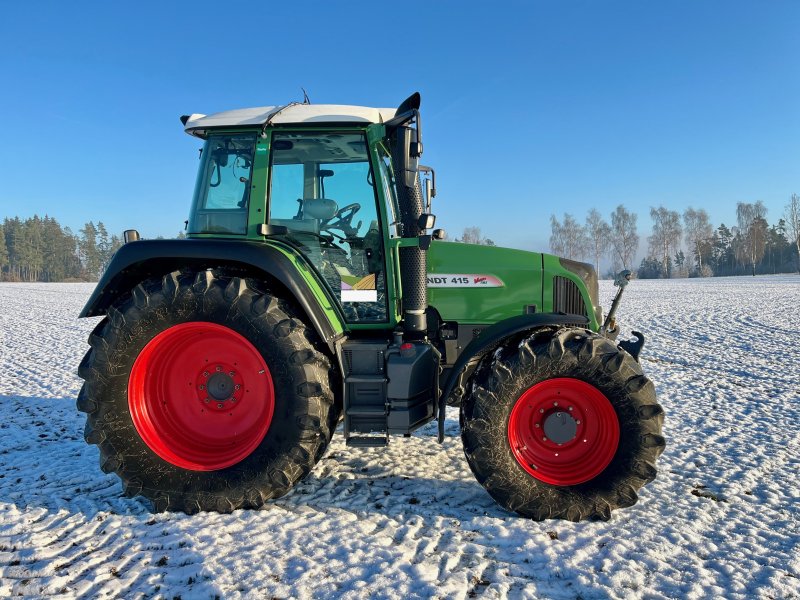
left=301, top=88, right=311, bottom=104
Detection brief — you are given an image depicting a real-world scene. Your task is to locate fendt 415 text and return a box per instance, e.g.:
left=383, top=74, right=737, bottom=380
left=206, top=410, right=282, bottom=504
left=77, top=93, right=665, bottom=521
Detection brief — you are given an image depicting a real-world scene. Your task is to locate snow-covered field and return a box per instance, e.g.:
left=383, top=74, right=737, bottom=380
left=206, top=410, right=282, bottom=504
left=0, top=277, right=798, bottom=599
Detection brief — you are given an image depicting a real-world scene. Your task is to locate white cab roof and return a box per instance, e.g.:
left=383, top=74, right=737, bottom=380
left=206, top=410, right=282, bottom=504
left=183, top=104, right=397, bottom=138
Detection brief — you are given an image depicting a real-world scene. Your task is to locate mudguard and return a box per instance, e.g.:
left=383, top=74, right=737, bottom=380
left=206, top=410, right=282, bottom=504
left=79, top=239, right=344, bottom=351
left=437, top=312, right=588, bottom=442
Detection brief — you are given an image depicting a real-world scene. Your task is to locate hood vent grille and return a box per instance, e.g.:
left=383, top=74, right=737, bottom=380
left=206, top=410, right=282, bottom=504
left=553, top=276, right=586, bottom=316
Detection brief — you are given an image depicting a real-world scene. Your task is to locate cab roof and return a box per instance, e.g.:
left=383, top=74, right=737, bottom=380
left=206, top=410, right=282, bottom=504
left=183, top=104, right=397, bottom=138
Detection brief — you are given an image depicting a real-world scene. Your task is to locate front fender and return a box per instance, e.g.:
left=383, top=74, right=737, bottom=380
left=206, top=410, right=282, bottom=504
left=80, top=239, right=345, bottom=351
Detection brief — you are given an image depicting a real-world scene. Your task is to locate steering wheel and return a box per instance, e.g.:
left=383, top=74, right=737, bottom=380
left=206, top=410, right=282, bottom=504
left=322, top=203, right=361, bottom=237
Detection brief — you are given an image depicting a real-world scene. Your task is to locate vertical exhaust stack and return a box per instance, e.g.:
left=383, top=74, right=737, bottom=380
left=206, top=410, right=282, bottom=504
left=390, top=95, right=428, bottom=337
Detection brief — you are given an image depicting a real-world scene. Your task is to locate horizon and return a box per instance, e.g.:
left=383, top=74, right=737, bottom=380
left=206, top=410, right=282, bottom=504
left=0, top=1, right=797, bottom=255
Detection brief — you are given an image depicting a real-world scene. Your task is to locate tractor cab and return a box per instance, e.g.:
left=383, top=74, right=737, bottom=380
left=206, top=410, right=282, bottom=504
left=182, top=102, right=430, bottom=326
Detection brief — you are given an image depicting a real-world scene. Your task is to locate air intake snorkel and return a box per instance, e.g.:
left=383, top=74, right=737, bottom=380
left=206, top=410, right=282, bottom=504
left=386, top=93, right=430, bottom=337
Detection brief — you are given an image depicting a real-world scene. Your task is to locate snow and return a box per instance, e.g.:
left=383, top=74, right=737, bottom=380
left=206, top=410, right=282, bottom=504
left=0, top=277, right=798, bottom=599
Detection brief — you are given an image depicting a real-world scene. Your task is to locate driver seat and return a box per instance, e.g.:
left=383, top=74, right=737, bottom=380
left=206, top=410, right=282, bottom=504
left=302, top=198, right=338, bottom=221
left=270, top=198, right=338, bottom=234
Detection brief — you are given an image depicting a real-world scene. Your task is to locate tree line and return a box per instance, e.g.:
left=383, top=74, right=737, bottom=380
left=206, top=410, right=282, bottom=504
left=550, top=195, right=800, bottom=278
left=0, top=215, right=183, bottom=282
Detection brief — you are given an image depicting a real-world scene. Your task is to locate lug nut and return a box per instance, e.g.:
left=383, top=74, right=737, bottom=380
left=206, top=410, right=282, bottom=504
left=203, top=371, right=209, bottom=377
left=542, top=436, right=547, bottom=441
left=539, top=408, right=544, bottom=413
left=534, top=423, right=540, bottom=428
left=216, top=366, right=222, bottom=372
left=568, top=406, right=573, bottom=411
left=204, top=398, right=210, bottom=403
left=217, top=403, right=223, bottom=409
left=576, top=420, right=581, bottom=425
left=553, top=401, right=559, bottom=407
left=234, top=384, right=241, bottom=390
left=199, top=384, right=205, bottom=390
left=229, top=371, right=235, bottom=377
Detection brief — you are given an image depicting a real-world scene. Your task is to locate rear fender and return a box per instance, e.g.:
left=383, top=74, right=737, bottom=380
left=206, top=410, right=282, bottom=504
left=437, top=312, right=588, bottom=442
left=79, top=239, right=345, bottom=352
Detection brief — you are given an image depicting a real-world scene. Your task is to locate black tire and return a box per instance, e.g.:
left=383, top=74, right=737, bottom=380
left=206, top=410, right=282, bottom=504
left=77, top=269, right=340, bottom=513
left=460, top=327, right=665, bottom=521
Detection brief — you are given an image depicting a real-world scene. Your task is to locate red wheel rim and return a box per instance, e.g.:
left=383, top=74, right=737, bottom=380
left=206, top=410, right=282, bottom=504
left=507, top=378, right=619, bottom=486
left=128, top=322, right=274, bottom=471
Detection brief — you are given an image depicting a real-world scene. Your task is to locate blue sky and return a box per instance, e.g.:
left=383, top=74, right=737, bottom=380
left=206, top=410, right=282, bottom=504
left=0, top=1, right=797, bottom=254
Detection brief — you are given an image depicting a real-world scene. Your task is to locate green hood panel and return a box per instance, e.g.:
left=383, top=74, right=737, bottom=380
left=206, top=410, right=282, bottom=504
left=427, top=242, right=543, bottom=324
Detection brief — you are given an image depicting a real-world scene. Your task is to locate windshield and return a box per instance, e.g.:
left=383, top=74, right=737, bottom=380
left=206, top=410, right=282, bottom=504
left=268, top=131, right=387, bottom=323
left=188, top=133, right=256, bottom=235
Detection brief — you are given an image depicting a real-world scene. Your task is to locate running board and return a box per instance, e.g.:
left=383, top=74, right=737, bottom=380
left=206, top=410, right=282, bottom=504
left=346, top=435, right=389, bottom=448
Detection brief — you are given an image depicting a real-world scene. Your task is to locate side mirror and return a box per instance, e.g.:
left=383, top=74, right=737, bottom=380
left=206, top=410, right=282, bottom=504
left=394, top=126, right=419, bottom=188
left=123, top=229, right=140, bottom=244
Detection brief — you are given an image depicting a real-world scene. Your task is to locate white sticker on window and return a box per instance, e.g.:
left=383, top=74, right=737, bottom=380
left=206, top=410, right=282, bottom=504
left=341, top=274, right=378, bottom=302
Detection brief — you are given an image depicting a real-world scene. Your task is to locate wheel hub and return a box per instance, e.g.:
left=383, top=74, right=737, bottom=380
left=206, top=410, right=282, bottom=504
left=542, top=410, right=578, bottom=444
left=195, top=363, right=244, bottom=411
left=206, top=372, right=234, bottom=400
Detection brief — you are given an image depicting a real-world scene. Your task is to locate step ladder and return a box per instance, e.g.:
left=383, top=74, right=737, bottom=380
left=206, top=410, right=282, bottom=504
left=341, top=341, right=390, bottom=448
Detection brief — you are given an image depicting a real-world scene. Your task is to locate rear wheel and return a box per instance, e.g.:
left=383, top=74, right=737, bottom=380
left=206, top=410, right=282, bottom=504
left=461, top=327, right=665, bottom=521
left=77, top=269, right=339, bottom=513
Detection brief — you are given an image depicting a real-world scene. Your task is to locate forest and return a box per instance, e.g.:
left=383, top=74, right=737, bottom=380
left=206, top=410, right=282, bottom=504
left=549, top=195, right=800, bottom=278
left=0, top=216, right=183, bottom=282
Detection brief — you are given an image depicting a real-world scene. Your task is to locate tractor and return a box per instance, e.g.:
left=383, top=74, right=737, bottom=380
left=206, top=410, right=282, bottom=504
left=77, top=93, right=665, bottom=521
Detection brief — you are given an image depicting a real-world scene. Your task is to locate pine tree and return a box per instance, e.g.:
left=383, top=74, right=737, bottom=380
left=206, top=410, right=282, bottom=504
left=79, top=221, right=101, bottom=279
left=0, top=223, right=8, bottom=274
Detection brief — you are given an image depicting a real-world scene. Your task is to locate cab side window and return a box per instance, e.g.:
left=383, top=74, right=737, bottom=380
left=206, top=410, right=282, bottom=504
left=188, top=134, right=255, bottom=235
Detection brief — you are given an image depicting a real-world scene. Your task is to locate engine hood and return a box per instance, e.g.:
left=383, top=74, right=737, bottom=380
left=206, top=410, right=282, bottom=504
left=426, top=242, right=544, bottom=324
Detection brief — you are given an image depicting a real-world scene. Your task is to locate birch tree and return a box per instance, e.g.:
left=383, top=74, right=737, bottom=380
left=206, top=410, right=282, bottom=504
left=610, top=205, right=639, bottom=271
left=785, top=193, right=800, bottom=274
left=585, top=209, right=611, bottom=275
left=736, top=201, right=768, bottom=276
left=550, top=214, right=588, bottom=261
left=683, top=207, right=714, bottom=274
left=649, top=206, right=682, bottom=278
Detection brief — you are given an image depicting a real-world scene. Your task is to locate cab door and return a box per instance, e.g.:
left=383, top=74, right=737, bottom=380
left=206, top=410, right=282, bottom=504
left=267, top=130, right=392, bottom=325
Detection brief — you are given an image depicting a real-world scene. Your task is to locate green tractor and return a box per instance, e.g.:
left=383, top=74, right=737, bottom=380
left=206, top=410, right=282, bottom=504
left=77, top=93, right=664, bottom=521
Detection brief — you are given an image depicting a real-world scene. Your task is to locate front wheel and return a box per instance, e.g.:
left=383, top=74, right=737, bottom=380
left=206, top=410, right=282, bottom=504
left=77, top=270, right=339, bottom=513
left=461, top=328, right=665, bottom=521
